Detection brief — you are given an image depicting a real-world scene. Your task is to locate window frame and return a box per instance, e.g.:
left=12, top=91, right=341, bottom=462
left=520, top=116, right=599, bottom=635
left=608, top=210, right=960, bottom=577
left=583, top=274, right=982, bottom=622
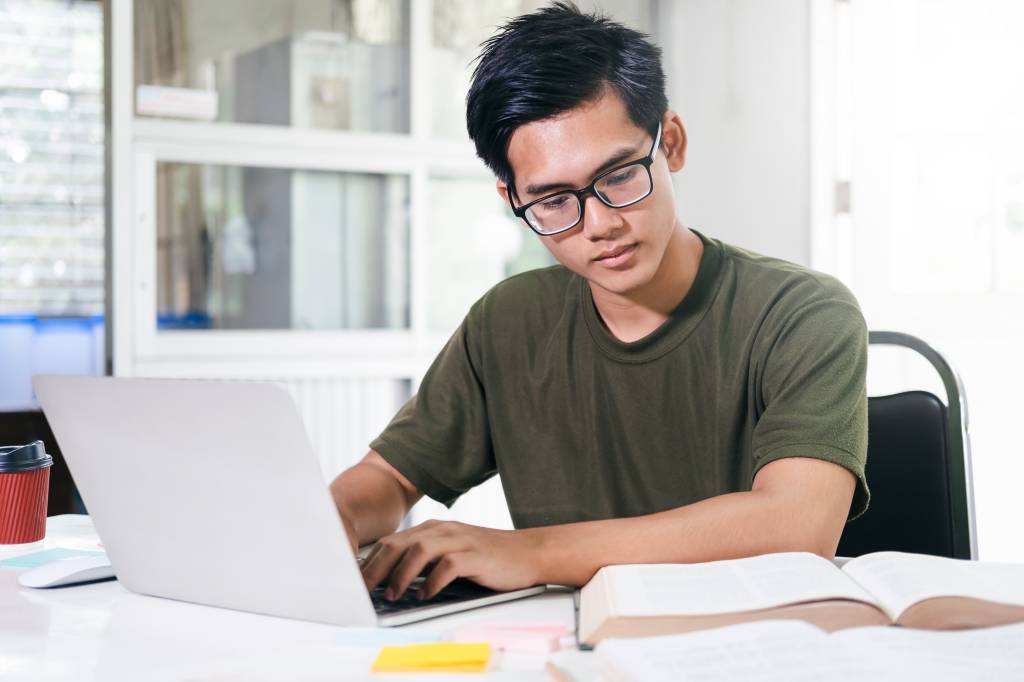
left=110, top=0, right=498, bottom=385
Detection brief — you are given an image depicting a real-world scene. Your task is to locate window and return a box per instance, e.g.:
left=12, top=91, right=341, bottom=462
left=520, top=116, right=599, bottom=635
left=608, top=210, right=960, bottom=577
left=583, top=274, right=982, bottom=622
left=134, top=0, right=409, bottom=133
left=156, top=162, right=410, bottom=331
left=0, top=0, right=104, bottom=316
left=0, top=0, right=105, bottom=409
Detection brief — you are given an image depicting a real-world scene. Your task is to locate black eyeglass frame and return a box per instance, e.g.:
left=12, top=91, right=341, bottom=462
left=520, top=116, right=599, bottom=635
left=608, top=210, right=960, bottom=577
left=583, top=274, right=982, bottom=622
left=507, top=122, right=663, bottom=236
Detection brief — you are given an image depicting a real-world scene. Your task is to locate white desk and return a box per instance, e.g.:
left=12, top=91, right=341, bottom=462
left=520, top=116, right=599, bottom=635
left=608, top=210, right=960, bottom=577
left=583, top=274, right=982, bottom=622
left=1, top=516, right=576, bottom=681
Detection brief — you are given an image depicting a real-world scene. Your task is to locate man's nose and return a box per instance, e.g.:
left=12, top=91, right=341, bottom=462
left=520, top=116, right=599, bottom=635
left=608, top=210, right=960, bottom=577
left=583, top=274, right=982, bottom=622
left=581, top=194, right=624, bottom=240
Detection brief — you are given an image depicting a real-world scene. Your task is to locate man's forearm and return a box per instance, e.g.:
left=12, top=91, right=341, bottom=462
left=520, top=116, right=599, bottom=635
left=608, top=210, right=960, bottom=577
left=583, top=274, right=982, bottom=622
left=346, top=456, right=854, bottom=598
left=527, top=459, right=854, bottom=586
left=329, top=453, right=418, bottom=546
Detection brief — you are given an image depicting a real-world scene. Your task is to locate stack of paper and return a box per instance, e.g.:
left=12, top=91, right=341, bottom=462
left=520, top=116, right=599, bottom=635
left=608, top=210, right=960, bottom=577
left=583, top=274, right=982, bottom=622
left=547, top=619, right=1024, bottom=682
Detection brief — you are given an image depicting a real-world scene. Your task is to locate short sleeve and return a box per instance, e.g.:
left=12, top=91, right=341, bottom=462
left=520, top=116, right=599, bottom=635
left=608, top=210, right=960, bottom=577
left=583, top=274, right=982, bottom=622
left=369, top=305, right=496, bottom=507
left=751, top=290, right=871, bottom=520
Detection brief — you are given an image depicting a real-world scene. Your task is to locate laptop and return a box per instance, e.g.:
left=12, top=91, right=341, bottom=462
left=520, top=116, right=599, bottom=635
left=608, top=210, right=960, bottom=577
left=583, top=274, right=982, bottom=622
left=33, top=376, right=545, bottom=626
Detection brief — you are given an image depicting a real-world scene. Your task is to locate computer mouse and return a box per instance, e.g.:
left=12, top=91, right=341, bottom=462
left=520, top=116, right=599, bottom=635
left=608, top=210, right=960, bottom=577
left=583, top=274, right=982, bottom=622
left=17, top=554, right=116, bottom=588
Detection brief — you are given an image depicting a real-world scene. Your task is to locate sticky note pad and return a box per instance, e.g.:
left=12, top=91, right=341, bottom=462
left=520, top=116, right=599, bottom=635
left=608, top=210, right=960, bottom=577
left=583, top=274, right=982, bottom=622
left=0, top=548, right=105, bottom=570
left=453, top=624, right=567, bottom=653
left=371, top=642, right=491, bottom=673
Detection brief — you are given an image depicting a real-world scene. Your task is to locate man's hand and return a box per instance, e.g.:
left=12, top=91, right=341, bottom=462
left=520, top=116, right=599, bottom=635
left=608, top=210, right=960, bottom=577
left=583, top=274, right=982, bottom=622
left=360, top=520, right=543, bottom=601
left=339, top=454, right=856, bottom=595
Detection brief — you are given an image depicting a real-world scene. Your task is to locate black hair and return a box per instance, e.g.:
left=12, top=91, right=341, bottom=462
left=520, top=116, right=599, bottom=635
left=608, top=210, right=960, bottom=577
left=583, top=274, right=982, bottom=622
left=465, top=1, right=668, bottom=189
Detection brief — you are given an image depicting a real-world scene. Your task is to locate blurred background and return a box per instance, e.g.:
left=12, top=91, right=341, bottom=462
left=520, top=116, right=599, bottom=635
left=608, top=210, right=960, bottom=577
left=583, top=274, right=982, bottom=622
left=1, top=0, right=1021, bottom=560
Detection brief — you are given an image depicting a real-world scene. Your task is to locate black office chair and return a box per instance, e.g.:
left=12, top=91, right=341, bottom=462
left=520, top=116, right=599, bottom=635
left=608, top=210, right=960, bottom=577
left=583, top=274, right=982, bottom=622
left=837, top=331, right=978, bottom=560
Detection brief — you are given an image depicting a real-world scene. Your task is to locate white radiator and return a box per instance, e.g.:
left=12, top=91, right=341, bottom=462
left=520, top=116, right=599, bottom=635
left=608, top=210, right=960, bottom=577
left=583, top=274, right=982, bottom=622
left=281, top=375, right=512, bottom=529
left=276, top=376, right=408, bottom=483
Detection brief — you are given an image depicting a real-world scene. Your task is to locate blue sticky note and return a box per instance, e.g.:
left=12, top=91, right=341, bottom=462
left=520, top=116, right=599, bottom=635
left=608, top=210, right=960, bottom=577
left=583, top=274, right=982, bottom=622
left=0, top=547, right=105, bottom=569
left=335, top=627, right=444, bottom=647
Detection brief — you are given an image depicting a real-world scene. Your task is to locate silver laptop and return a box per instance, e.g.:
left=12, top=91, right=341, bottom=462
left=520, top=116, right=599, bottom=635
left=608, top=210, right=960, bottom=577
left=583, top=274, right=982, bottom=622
left=33, top=376, right=544, bottom=626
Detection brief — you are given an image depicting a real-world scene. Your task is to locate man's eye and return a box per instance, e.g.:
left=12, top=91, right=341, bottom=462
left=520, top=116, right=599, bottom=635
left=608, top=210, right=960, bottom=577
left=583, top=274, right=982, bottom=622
left=605, top=167, right=638, bottom=185
left=540, top=195, right=571, bottom=211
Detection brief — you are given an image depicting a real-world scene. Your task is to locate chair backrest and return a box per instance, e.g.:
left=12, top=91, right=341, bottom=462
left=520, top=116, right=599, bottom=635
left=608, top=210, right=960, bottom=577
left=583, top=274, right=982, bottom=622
left=836, top=331, right=978, bottom=560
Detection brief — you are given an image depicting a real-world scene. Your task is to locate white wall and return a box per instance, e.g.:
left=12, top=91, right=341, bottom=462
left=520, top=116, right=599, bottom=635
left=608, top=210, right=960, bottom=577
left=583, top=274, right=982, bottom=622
left=658, top=0, right=811, bottom=265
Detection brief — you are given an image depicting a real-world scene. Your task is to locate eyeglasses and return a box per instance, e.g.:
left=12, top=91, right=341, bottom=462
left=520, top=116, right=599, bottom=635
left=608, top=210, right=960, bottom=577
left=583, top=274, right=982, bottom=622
left=508, top=122, right=662, bottom=236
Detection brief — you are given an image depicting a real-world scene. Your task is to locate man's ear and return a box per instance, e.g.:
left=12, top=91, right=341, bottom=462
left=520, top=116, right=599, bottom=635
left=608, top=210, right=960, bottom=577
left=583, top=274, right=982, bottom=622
left=497, top=179, right=510, bottom=203
left=661, top=110, right=687, bottom=172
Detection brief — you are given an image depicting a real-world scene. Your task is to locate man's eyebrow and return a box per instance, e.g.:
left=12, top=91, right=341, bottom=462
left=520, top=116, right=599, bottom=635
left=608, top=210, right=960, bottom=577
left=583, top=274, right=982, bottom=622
left=522, top=145, right=641, bottom=197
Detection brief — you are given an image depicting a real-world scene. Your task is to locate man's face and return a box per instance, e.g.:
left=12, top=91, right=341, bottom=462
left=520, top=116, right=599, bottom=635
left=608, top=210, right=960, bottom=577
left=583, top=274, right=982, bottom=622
left=499, top=90, right=686, bottom=298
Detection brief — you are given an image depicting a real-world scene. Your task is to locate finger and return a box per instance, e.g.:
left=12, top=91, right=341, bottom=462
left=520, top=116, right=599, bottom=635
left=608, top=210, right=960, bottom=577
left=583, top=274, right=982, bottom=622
left=360, top=535, right=412, bottom=593
left=360, top=522, right=446, bottom=593
left=386, top=537, right=464, bottom=601
left=418, top=552, right=475, bottom=600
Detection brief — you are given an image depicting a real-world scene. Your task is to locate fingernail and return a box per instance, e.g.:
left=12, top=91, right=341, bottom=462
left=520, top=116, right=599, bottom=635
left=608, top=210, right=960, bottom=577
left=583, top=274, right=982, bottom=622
left=384, top=588, right=394, bottom=601
left=416, top=589, right=424, bottom=600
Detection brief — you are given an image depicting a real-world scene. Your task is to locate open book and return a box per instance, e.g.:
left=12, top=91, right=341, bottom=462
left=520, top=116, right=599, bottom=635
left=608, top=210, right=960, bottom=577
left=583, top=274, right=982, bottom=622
left=578, top=551, right=1024, bottom=646
left=549, top=619, right=1024, bottom=682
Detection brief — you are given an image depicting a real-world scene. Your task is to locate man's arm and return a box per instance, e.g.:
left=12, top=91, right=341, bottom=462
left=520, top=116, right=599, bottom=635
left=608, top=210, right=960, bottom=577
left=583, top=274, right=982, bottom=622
left=359, top=456, right=855, bottom=600
left=528, top=456, right=855, bottom=585
left=329, top=450, right=423, bottom=551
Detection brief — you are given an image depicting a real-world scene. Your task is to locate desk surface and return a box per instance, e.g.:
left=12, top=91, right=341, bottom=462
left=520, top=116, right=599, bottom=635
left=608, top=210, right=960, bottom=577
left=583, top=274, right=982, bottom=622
left=1, top=515, right=575, bottom=681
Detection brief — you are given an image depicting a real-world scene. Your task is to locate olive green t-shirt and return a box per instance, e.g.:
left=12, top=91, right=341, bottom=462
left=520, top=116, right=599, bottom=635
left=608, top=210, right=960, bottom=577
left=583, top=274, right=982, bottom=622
left=371, top=230, right=870, bottom=527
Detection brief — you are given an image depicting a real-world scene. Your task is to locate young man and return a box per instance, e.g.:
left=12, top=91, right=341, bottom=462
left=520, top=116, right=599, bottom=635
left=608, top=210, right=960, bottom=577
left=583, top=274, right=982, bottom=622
left=330, top=3, right=869, bottom=603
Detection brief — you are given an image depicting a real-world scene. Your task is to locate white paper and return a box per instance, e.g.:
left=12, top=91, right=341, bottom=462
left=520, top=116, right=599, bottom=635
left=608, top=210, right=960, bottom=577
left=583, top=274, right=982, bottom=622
left=842, top=551, right=1024, bottom=619
left=546, top=650, right=607, bottom=682
left=596, top=620, right=870, bottom=682
left=833, top=622, right=1024, bottom=680
left=593, top=619, right=1024, bottom=682
left=607, top=552, right=875, bottom=617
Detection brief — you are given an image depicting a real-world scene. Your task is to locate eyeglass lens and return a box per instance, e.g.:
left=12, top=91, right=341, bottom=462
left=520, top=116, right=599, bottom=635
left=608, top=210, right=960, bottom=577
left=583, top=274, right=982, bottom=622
left=525, top=163, right=651, bottom=234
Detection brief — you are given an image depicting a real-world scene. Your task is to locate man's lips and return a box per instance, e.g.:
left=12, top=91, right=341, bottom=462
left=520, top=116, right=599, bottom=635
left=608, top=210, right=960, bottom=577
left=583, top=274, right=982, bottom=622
left=593, top=243, right=638, bottom=265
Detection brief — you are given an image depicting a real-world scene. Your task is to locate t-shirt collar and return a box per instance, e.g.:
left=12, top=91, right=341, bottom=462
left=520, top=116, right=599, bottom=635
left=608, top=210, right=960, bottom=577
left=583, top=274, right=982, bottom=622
left=580, top=228, right=724, bottom=363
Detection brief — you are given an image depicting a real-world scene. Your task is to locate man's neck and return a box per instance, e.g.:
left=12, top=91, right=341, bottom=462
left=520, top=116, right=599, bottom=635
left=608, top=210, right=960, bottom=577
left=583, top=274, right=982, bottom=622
left=589, top=223, right=703, bottom=343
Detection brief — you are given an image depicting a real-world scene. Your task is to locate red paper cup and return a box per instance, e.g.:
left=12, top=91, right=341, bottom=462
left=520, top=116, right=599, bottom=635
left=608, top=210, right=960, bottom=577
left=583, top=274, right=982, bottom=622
left=0, top=441, right=52, bottom=544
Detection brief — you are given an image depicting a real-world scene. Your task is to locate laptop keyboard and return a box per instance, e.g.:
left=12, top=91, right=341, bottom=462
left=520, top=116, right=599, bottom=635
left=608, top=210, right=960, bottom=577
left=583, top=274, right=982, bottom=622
left=370, top=577, right=497, bottom=615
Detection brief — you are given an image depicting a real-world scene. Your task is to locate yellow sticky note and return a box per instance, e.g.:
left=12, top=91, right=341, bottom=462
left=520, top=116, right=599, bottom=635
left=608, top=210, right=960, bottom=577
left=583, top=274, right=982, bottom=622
left=371, top=642, right=491, bottom=673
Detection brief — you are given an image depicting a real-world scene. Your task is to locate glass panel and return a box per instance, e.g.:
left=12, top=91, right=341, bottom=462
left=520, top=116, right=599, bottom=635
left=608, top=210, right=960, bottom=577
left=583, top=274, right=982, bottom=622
left=430, top=0, right=656, bottom=140
left=427, top=176, right=554, bottom=334
left=134, top=0, right=409, bottom=133
left=156, top=162, right=409, bottom=331
left=0, top=0, right=104, bottom=315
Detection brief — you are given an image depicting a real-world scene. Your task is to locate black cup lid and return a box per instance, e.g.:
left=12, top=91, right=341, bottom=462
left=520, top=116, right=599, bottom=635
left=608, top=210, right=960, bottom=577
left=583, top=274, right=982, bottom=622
left=0, top=440, right=53, bottom=473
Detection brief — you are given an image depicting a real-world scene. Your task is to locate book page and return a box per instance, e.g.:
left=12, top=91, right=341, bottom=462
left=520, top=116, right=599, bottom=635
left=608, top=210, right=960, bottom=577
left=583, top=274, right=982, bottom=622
left=842, top=552, right=1024, bottom=619
left=833, top=622, right=1024, bottom=680
left=606, top=552, right=876, bottom=617
left=593, top=620, right=1024, bottom=682
left=595, top=620, right=873, bottom=682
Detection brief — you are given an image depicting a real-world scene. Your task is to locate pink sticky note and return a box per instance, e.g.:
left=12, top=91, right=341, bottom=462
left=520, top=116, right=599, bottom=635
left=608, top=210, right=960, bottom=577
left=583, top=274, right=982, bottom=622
left=452, top=624, right=568, bottom=654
